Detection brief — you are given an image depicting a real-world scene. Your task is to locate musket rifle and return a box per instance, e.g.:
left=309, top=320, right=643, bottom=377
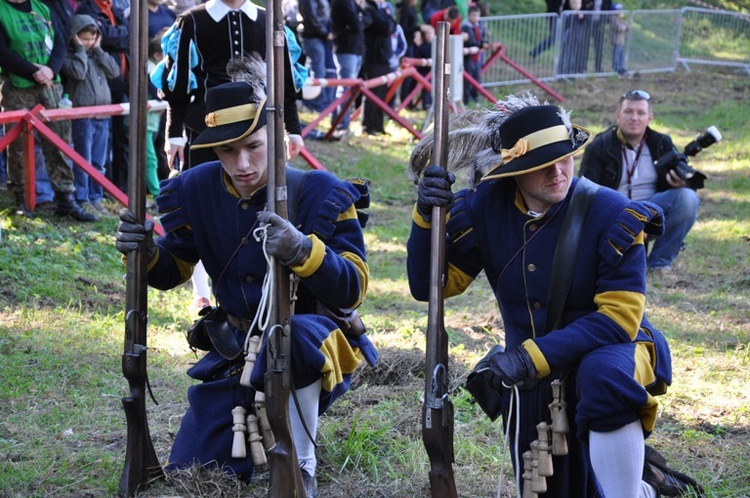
left=422, top=22, right=458, bottom=498
left=118, top=1, right=164, bottom=496
left=264, top=0, right=306, bottom=495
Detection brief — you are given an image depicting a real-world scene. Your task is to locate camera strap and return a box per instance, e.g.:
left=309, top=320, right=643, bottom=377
left=622, top=137, right=646, bottom=199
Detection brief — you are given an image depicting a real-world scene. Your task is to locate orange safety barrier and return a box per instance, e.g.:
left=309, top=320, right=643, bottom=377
left=0, top=102, right=166, bottom=235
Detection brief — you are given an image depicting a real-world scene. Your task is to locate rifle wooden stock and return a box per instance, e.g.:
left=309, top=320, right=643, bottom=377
left=264, top=1, right=306, bottom=495
left=118, top=2, right=163, bottom=496
left=422, top=22, right=458, bottom=498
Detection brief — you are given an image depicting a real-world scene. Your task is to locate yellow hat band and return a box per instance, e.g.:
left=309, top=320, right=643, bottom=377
left=500, top=125, right=570, bottom=164
left=204, top=98, right=266, bottom=128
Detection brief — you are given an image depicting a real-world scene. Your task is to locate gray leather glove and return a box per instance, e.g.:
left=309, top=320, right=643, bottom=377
left=489, top=346, right=538, bottom=389
left=417, top=165, right=456, bottom=222
left=116, top=208, right=157, bottom=261
left=257, top=211, right=312, bottom=266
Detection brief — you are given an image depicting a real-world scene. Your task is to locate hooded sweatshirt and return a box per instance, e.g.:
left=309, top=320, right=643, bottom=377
left=60, top=14, right=120, bottom=107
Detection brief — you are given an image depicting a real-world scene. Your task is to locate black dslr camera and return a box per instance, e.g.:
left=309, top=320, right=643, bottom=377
left=654, top=126, right=722, bottom=190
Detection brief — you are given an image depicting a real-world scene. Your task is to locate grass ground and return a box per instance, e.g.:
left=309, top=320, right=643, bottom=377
left=0, top=65, right=748, bottom=497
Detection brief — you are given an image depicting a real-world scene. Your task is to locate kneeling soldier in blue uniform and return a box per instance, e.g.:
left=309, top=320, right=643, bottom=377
left=407, top=94, right=704, bottom=497
left=115, top=54, right=376, bottom=497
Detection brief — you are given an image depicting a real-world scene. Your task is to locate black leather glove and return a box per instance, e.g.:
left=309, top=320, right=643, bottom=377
left=116, top=208, right=157, bottom=261
left=488, top=346, right=538, bottom=389
left=257, top=211, right=312, bottom=266
left=417, top=165, right=456, bottom=222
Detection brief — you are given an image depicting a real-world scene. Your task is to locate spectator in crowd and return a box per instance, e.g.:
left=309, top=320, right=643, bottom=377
left=420, top=0, right=454, bottom=22
left=146, top=35, right=166, bottom=199
left=0, top=0, right=97, bottom=221
left=115, top=61, right=378, bottom=496
left=460, top=4, right=488, bottom=104
left=76, top=0, right=130, bottom=193
left=42, top=0, right=76, bottom=73
left=159, top=0, right=303, bottom=171
left=407, top=94, right=702, bottom=498
left=166, top=0, right=202, bottom=16
left=360, top=0, right=396, bottom=135
left=411, top=23, right=434, bottom=110
left=61, top=14, right=120, bottom=216
left=331, top=0, right=365, bottom=132
left=584, top=0, right=612, bottom=73
left=429, top=5, right=462, bottom=35
left=580, top=90, right=701, bottom=273
left=559, top=0, right=589, bottom=74
left=530, top=0, right=565, bottom=59
left=396, top=0, right=419, bottom=106
left=298, top=0, right=335, bottom=112
left=148, top=0, right=177, bottom=39
left=610, top=2, right=628, bottom=75
left=384, top=1, right=407, bottom=102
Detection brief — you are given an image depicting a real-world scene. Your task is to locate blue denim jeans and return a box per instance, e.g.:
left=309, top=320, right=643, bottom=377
left=34, top=144, right=54, bottom=203
left=647, top=187, right=700, bottom=270
left=301, top=37, right=334, bottom=112
left=333, top=53, right=362, bottom=129
left=72, top=118, right=111, bottom=203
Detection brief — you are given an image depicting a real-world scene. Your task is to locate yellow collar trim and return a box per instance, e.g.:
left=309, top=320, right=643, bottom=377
left=500, top=125, right=570, bottom=164
left=204, top=99, right=265, bottom=128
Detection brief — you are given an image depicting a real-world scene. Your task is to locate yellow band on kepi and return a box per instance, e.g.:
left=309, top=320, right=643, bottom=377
left=500, top=125, right=570, bottom=164
left=205, top=101, right=263, bottom=128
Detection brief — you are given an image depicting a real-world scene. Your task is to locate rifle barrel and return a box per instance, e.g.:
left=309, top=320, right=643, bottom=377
left=264, top=0, right=306, bottom=496
left=422, top=22, right=458, bottom=498
left=118, top=1, right=163, bottom=495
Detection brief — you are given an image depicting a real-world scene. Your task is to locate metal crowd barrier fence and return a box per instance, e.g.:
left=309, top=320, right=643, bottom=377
left=0, top=101, right=167, bottom=234
left=479, top=7, right=750, bottom=87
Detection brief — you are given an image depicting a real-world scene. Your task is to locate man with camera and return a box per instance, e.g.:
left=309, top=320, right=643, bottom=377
left=580, top=90, right=701, bottom=273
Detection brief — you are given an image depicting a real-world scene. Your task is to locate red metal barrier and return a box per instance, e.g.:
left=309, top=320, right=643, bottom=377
left=0, top=102, right=165, bottom=235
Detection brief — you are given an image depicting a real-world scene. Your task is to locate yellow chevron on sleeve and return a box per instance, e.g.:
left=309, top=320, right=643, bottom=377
left=336, top=204, right=359, bottom=222
left=595, top=290, right=645, bottom=341
left=444, top=263, right=475, bottom=298
left=522, top=339, right=550, bottom=378
left=319, top=329, right=364, bottom=393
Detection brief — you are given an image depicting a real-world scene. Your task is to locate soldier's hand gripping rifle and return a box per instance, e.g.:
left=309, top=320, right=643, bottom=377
left=118, top=1, right=164, bottom=496
left=264, top=0, right=306, bottom=495
left=422, top=22, right=458, bottom=498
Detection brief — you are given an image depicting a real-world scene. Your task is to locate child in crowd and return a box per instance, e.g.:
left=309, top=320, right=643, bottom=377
left=611, top=3, right=629, bottom=75
left=460, top=4, right=489, bottom=104
left=61, top=14, right=120, bottom=215
left=146, top=35, right=166, bottom=200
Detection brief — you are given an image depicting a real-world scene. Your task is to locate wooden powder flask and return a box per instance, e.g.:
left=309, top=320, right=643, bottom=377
left=523, top=378, right=569, bottom=496
left=246, top=411, right=267, bottom=465
left=549, top=378, right=569, bottom=456
left=522, top=450, right=538, bottom=498
left=238, top=335, right=274, bottom=465
left=535, top=422, right=554, bottom=477
left=231, top=406, right=248, bottom=459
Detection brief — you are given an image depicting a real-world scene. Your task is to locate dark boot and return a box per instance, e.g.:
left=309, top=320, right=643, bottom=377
left=642, top=445, right=706, bottom=497
left=13, top=191, right=34, bottom=218
left=54, top=192, right=99, bottom=222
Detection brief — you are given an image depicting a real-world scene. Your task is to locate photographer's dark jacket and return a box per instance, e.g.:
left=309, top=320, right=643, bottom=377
left=579, top=125, right=676, bottom=193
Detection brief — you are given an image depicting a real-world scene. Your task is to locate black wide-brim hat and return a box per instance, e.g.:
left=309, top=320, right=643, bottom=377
left=482, top=105, right=592, bottom=180
left=191, top=81, right=267, bottom=150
